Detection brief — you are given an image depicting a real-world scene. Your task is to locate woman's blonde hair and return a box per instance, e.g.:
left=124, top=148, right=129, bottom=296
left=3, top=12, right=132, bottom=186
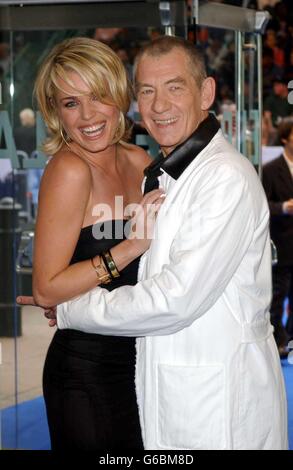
left=34, top=37, right=132, bottom=155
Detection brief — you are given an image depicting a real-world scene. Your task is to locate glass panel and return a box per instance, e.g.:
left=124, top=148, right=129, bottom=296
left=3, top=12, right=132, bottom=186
left=236, top=30, right=262, bottom=173
left=0, top=28, right=20, bottom=450
left=196, top=25, right=236, bottom=144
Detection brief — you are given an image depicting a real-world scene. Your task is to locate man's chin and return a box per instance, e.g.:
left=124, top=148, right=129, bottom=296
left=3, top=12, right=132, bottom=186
left=159, top=143, right=177, bottom=156
left=150, top=133, right=174, bottom=146
left=147, top=129, right=180, bottom=154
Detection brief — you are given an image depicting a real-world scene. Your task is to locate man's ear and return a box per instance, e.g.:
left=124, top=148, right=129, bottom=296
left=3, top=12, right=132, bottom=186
left=200, top=77, right=216, bottom=111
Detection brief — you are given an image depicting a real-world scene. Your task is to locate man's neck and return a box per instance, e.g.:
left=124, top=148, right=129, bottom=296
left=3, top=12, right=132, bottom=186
left=144, top=113, right=220, bottom=182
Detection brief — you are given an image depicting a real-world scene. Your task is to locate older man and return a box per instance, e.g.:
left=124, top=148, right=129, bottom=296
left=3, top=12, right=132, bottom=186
left=21, top=36, right=288, bottom=450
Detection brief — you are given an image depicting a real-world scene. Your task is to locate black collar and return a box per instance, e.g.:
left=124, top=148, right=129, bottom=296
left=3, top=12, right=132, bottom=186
left=144, top=113, right=220, bottom=181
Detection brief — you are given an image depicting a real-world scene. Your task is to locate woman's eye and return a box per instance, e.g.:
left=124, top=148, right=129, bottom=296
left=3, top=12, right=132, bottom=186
left=64, top=101, right=77, bottom=108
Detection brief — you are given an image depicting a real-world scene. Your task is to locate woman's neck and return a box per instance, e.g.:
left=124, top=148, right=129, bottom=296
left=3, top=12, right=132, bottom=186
left=68, top=141, right=118, bottom=172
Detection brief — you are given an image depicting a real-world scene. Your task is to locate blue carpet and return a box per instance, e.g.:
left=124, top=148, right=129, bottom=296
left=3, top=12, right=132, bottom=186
left=282, top=359, right=293, bottom=450
left=1, top=363, right=293, bottom=450
left=1, top=396, right=50, bottom=450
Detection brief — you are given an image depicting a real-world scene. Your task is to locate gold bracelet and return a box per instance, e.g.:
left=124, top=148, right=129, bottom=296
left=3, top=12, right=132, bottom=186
left=102, top=250, right=120, bottom=279
left=90, top=256, right=111, bottom=284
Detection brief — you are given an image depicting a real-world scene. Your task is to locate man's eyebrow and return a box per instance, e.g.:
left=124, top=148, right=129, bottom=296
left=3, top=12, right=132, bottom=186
left=165, top=77, right=187, bottom=85
left=136, top=76, right=186, bottom=91
left=136, top=82, right=154, bottom=90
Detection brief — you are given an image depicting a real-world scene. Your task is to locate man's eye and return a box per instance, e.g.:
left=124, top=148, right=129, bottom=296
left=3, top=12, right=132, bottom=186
left=169, top=86, right=180, bottom=92
left=141, top=89, right=153, bottom=95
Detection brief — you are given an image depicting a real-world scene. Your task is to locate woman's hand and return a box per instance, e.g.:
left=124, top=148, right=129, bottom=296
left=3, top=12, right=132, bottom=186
left=126, top=188, right=165, bottom=255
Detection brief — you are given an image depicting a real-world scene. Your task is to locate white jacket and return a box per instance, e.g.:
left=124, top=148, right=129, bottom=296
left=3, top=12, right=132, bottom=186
left=58, top=130, right=288, bottom=450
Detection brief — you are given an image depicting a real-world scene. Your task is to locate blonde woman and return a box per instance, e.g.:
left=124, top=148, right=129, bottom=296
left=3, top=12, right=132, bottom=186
left=32, top=37, right=163, bottom=450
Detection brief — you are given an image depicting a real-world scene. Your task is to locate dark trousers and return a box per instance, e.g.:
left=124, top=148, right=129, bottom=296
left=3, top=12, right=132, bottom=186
left=271, top=264, right=293, bottom=347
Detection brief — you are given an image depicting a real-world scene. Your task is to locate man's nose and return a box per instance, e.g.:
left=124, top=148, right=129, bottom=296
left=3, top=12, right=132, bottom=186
left=151, top=91, right=170, bottom=113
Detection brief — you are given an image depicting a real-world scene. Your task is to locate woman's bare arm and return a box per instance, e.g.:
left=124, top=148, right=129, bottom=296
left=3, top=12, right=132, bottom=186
left=33, top=150, right=163, bottom=307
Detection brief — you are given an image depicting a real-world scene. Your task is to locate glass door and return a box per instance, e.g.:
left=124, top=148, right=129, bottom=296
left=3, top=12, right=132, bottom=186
left=0, top=27, right=58, bottom=450
left=195, top=0, right=269, bottom=174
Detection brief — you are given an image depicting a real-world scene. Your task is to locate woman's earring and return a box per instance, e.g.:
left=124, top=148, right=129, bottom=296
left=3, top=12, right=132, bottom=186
left=60, top=127, right=70, bottom=146
left=114, top=111, right=124, bottom=141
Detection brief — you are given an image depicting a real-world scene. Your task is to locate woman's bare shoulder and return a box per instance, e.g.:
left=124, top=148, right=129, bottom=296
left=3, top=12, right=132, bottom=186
left=44, top=148, right=91, bottom=183
left=119, top=141, right=152, bottom=171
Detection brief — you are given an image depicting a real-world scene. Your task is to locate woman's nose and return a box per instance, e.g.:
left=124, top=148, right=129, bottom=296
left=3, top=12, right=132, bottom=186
left=81, top=101, right=96, bottom=120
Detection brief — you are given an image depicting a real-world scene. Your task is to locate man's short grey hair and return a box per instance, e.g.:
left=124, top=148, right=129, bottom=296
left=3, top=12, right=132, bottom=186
left=133, top=36, right=207, bottom=90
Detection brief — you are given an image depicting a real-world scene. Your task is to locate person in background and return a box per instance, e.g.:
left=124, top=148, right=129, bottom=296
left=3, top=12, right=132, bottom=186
left=263, top=76, right=292, bottom=127
left=14, top=108, right=36, bottom=157
left=263, top=118, right=293, bottom=357
left=14, top=108, right=43, bottom=217
left=262, top=47, right=284, bottom=101
left=262, top=110, right=278, bottom=146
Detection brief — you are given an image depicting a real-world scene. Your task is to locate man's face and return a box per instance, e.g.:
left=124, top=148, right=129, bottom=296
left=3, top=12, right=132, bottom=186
left=273, top=82, right=287, bottom=97
left=136, top=48, right=213, bottom=155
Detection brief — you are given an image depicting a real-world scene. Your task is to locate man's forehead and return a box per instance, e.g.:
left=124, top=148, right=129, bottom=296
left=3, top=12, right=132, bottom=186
left=136, top=52, right=190, bottom=83
left=138, top=49, right=187, bottom=67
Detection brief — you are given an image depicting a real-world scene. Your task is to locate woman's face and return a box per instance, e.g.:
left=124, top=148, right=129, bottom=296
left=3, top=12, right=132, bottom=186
left=55, top=70, right=120, bottom=153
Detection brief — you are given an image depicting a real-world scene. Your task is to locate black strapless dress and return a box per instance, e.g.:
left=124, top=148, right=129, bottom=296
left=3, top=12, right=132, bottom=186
left=43, top=220, right=143, bottom=450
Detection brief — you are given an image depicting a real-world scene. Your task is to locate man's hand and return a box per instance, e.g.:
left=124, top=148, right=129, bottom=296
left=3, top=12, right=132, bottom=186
left=126, top=188, right=165, bottom=254
left=16, top=295, right=57, bottom=327
left=283, top=199, right=293, bottom=215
